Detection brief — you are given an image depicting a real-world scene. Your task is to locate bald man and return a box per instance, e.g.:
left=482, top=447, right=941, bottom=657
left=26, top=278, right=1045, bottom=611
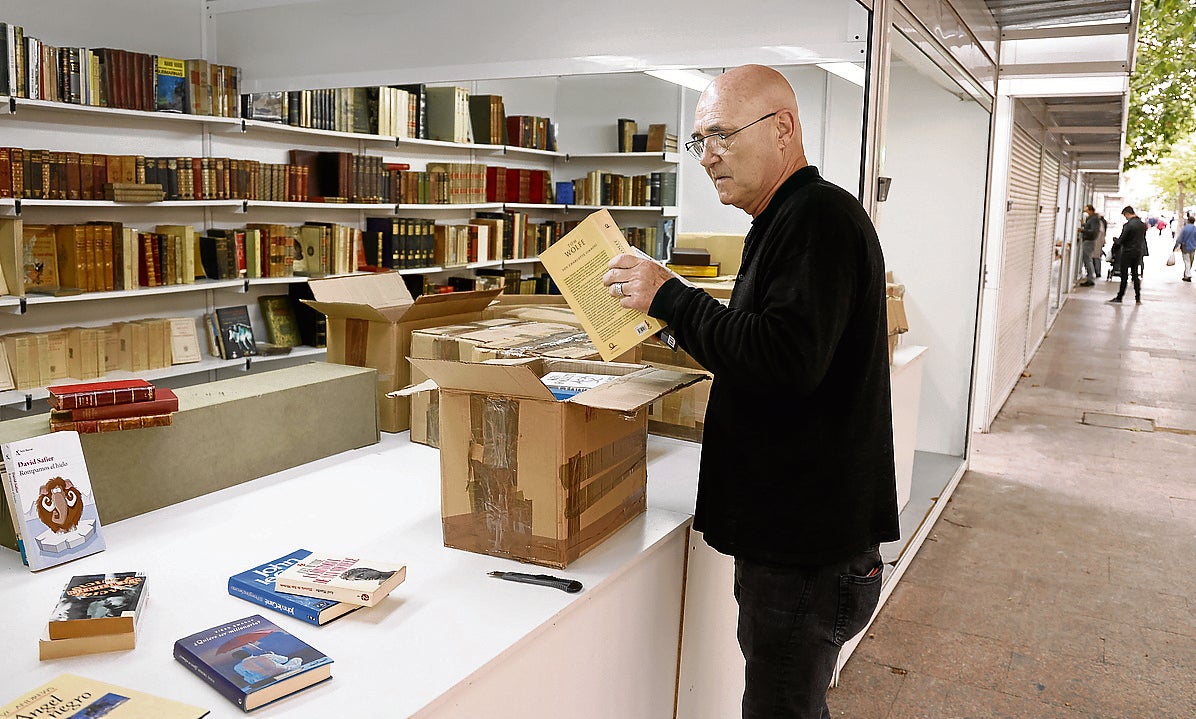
left=603, top=65, right=898, bottom=719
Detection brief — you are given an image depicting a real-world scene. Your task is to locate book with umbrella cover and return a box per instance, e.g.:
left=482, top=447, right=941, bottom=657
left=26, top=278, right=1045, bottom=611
left=173, top=614, right=333, bottom=711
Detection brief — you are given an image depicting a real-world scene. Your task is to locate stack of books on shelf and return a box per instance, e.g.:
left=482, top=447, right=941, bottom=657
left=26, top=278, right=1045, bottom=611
left=567, top=170, right=677, bottom=207
left=47, top=379, right=176, bottom=433
left=1, top=317, right=200, bottom=390
left=666, top=247, right=722, bottom=278
left=0, top=20, right=240, bottom=116
left=242, top=85, right=415, bottom=137
left=39, top=572, right=148, bottom=660
left=616, top=119, right=677, bottom=153
left=103, top=182, right=164, bottom=202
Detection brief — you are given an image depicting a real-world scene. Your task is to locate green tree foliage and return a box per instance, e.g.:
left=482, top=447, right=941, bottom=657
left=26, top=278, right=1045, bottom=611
left=1125, top=0, right=1196, bottom=169
left=1148, top=130, right=1196, bottom=208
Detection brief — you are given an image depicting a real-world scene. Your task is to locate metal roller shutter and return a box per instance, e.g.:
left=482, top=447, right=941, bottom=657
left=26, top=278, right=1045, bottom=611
left=990, top=125, right=1040, bottom=421
left=1029, top=151, right=1060, bottom=347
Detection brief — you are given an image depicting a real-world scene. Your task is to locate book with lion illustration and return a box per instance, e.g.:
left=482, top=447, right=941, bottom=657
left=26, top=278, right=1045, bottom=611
left=0, top=430, right=106, bottom=571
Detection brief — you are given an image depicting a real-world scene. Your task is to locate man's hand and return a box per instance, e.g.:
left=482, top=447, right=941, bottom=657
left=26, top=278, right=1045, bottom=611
left=602, top=253, right=678, bottom=313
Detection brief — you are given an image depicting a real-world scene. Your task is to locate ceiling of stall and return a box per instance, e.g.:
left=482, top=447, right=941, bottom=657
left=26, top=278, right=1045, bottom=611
left=985, top=0, right=1133, bottom=29
left=986, top=0, right=1138, bottom=182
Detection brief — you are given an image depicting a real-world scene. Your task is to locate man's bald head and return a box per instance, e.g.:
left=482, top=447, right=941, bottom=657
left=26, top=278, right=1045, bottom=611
left=699, top=65, right=800, bottom=127
left=691, top=65, right=808, bottom=216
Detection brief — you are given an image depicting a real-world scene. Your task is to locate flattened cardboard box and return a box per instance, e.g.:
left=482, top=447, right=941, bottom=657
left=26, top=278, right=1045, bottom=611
left=408, top=356, right=707, bottom=568
left=409, top=318, right=639, bottom=447
left=0, top=363, right=378, bottom=551
left=302, top=272, right=501, bottom=432
left=642, top=338, right=713, bottom=442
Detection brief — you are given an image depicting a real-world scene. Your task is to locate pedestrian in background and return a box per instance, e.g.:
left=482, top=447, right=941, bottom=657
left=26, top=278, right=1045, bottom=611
left=1174, top=215, right=1196, bottom=282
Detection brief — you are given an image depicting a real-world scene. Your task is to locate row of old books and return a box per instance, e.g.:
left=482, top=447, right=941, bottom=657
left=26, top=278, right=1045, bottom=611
left=243, top=85, right=417, bottom=137
left=0, top=146, right=676, bottom=208
left=0, top=147, right=388, bottom=203
left=47, top=379, right=177, bottom=434
left=1, top=319, right=200, bottom=391
left=239, top=85, right=550, bottom=154
left=569, top=170, right=678, bottom=207
left=0, top=21, right=239, bottom=116
left=616, top=119, right=679, bottom=153
left=21, top=222, right=198, bottom=296
left=201, top=222, right=357, bottom=280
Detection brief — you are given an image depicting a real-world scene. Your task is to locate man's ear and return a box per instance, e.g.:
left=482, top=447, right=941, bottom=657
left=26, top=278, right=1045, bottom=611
left=775, top=109, right=799, bottom=149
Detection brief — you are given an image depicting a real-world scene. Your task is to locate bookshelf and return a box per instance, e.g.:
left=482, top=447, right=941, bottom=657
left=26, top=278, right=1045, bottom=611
left=0, top=63, right=684, bottom=414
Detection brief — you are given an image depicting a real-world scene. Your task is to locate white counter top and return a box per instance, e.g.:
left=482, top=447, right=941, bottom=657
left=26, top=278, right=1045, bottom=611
left=0, top=433, right=702, bottom=717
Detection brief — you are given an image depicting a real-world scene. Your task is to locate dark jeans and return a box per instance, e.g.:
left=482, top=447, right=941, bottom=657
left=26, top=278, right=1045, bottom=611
left=1117, top=252, right=1142, bottom=300
left=735, top=545, right=884, bottom=719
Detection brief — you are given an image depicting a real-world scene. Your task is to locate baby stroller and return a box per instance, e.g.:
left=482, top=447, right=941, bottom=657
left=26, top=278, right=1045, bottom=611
left=1106, top=243, right=1144, bottom=282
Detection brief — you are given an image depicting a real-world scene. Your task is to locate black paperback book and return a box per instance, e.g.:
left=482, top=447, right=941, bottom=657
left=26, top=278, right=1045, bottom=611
left=214, top=305, right=257, bottom=359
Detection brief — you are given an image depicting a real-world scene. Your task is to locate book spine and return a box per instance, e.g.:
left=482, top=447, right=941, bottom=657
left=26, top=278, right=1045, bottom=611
left=227, top=576, right=321, bottom=626
left=50, top=385, right=156, bottom=410
left=275, top=577, right=374, bottom=606
left=173, top=641, right=247, bottom=709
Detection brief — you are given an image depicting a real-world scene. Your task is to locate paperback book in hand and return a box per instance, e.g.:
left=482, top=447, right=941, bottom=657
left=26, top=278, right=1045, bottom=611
left=173, top=614, right=333, bottom=711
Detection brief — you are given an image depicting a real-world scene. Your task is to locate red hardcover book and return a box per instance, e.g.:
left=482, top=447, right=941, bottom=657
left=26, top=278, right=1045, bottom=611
left=53, top=388, right=178, bottom=422
left=51, top=412, right=174, bottom=434
left=47, top=379, right=155, bottom=410
left=0, top=148, right=10, bottom=198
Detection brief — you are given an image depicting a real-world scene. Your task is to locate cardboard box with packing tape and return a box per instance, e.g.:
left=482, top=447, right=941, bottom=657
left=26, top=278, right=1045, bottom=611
left=301, top=272, right=501, bottom=432
left=398, top=357, right=707, bottom=568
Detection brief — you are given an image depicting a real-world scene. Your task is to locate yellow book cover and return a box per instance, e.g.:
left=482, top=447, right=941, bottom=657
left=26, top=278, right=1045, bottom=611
left=0, top=673, right=207, bottom=718
left=537, top=208, right=664, bottom=362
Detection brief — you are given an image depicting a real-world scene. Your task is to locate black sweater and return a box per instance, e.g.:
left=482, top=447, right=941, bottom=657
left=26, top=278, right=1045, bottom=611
left=649, top=166, right=899, bottom=566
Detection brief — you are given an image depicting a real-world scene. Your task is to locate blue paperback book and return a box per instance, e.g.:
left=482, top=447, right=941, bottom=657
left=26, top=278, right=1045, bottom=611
left=173, top=614, right=333, bottom=711
left=228, top=549, right=361, bottom=626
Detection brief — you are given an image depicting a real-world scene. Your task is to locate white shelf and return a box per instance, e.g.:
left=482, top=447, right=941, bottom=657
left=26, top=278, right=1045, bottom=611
left=396, top=202, right=504, bottom=211
left=232, top=200, right=395, bottom=212
left=0, top=95, right=243, bottom=127
left=9, top=277, right=309, bottom=310
left=495, top=145, right=566, bottom=159
left=0, top=346, right=326, bottom=409
left=566, top=151, right=681, bottom=163
left=505, top=203, right=567, bottom=211
left=237, top=119, right=395, bottom=144
left=0, top=198, right=243, bottom=216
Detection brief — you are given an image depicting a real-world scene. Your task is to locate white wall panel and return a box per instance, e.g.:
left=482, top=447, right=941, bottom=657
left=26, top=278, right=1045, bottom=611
left=0, top=0, right=203, bottom=59
left=1029, top=152, right=1059, bottom=344
left=874, top=61, right=989, bottom=457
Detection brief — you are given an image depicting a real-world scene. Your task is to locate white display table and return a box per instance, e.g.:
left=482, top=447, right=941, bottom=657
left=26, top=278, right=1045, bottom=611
left=0, top=434, right=700, bottom=718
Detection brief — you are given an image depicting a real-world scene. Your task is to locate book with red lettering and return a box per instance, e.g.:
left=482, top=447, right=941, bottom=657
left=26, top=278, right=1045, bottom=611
left=274, top=553, right=406, bottom=607
left=50, top=387, right=178, bottom=422
left=47, top=378, right=154, bottom=410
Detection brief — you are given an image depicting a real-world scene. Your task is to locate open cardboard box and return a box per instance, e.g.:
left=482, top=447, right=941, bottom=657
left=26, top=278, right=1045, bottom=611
left=399, top=356, right=707, bottom=568
left=408, top=318, right=640, bottom=447
left=302, top=272, right=501, bottom=432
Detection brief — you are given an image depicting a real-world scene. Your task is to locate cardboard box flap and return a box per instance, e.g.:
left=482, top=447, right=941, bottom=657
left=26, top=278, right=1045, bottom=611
left=302, top=299, right=402, bottom=323
left=308, top=272, right=413, bottom=308
left=569, top=367, right=709, bottom=412
left=407, top=356, right=556, bottom=401
left=402, top=288, right=503, bottom=323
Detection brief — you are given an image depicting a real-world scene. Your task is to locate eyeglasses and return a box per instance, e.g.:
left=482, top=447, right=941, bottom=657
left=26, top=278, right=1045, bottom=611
left=684, top=112, right=778, bottom=160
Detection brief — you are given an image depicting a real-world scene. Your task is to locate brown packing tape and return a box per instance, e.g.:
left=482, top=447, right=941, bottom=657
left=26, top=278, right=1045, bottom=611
left=344, top=317, right=372, bottom=366
left=560, top=431, right=646, bottom=523
left=442, top=485, right=646, bottom=569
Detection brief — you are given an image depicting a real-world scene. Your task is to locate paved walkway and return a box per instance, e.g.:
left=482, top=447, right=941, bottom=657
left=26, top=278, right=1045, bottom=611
left=827, top=228, right=1196, bottom=718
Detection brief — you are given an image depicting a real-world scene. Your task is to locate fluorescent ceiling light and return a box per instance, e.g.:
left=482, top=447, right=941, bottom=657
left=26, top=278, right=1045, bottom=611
left=816, top=62, right=866, bottom=87
left=644, top=69, right=718, bottom=92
